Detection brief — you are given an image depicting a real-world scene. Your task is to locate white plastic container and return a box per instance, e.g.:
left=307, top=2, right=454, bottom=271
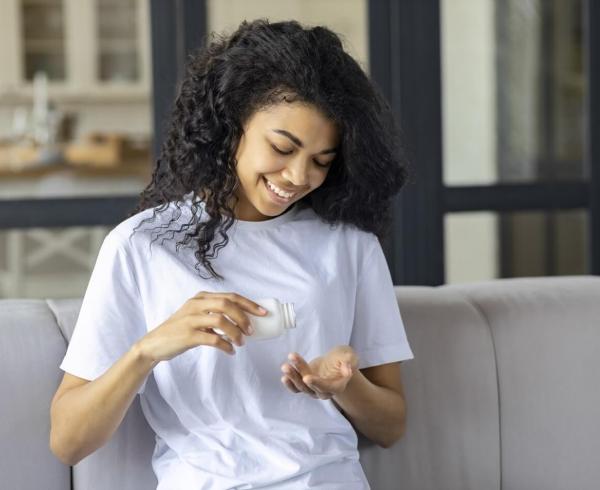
left=213, top=297, right=296, bottom=341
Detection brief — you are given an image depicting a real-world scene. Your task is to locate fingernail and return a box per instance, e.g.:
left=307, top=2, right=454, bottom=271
left=248, top=325, right=254, bottom=334
left=258, top=306, right=267, bottom=314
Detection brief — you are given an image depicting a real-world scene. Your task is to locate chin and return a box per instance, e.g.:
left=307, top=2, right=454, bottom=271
left=261, top=201, right=291, bottom=215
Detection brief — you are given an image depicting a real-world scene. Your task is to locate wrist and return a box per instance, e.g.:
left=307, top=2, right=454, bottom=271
left=333, top=369, right=364, bottom=405
left=132, top=340, right=159, bottom=370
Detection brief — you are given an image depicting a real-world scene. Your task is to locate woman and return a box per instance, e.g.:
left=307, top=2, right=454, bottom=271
left=52, top=18, right=414, bottom=489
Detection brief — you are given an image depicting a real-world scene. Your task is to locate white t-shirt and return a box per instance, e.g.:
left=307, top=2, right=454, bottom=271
left=59, top=195, right=414, bottom=489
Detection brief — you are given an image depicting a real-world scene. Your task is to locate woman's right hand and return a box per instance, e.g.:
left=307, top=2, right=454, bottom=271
left=136, top=291, right=267, bottom=363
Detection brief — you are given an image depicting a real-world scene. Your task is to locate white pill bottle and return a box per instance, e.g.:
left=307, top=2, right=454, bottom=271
left=214, top=297, right=296, bottom=341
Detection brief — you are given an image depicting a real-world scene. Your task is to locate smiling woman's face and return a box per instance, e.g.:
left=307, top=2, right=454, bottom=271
left=231, top=102, right=340, bottom=221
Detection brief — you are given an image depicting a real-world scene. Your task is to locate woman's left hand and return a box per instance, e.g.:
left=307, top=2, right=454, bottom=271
left=280, top=345, right=359, bottom=400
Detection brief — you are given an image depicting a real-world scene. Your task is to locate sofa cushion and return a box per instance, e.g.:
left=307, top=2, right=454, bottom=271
left=448, top=276, right=600, bottom=490
left=0, top=299, right=71, bottom=490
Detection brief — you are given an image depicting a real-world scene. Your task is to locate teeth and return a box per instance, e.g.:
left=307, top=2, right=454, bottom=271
left=266, top=179, right=295, bottom=198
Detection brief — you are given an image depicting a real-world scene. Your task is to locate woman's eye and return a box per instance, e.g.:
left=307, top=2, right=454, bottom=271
left=270, top=144, right=330, bottom=168
left=271, top=144, right=292, bottom=156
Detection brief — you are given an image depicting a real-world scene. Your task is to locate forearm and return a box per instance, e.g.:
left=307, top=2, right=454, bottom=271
left=332, top=370, right=406, bottom=448
left=50, top=342, right=157, bottom=465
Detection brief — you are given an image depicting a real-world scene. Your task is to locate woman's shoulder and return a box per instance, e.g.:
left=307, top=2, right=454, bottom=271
left=106, top=200, right=188, bottom=255
left=294, top=203, right=377, bottom=252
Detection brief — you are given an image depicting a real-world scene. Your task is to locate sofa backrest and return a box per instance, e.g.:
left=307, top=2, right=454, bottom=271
left=1, top=276, right=598, bottom=490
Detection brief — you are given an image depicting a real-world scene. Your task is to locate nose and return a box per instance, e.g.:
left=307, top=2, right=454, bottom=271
left=281, top=157, right=311, bottom=189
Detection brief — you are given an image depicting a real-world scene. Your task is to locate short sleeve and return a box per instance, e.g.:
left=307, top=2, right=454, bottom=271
left=350, top=235, right=414, bottom=369
left=59, top=230, right=150, bottom=395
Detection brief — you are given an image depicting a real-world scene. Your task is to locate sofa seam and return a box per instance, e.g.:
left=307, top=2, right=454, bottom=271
left=45, top=298, right=69, bottom=345
left=44, top=298, right=76, bottom=484
left=460, top=291, right=503, bottom=490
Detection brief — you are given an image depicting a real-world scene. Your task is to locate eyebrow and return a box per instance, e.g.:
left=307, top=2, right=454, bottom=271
left=271, top=129, right=338, bottom=154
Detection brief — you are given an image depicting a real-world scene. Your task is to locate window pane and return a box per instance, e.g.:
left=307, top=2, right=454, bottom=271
left=22, top=0, right=66, bottom=81
left=207, top=0, right=368, bottom=73
left=0, top=225, right=111, bottom=299
left=24, top=52, right=65, bottom=81
left=441, top=0, right=586, bottom=185
left=97, top=0, right=140, bottom=83
left=445, top=209, right=588, bottom=284
left=99, top=51, right=139, bottom=82
left=0, top=1, right=152, bottom=201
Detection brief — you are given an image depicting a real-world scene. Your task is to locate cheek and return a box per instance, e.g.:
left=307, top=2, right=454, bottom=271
left=238, top=163, right=269, bottom=188
left=252, top=157, right=280, bottom=179
left=236, top=146, right=273, bottom=175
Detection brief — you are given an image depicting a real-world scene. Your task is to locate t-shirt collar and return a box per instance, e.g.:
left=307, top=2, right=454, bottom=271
left=184, top=193, right=301, bottom=232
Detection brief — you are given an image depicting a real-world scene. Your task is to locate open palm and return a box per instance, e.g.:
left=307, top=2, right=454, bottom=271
left=280, top=345, right=359, bottom=400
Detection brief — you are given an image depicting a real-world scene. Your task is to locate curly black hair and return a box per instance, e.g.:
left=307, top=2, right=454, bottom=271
left=126, top=18, right=410, bottom=281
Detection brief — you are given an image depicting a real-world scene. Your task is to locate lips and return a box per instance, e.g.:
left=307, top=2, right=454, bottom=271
left=263, top=176, right=295, bottom=203
left=263, top=177, right=298, bottom=195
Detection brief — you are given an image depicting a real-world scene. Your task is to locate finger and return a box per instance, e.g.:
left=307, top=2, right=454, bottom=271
left=281, top=363, right=318, bottom=398
left=343, top=362, right=354, bottom=376
left=287, top=352, right=311, bottom=376
left=281, top=363, right=312, bottom=394
left=286, top=355, right=324, bottom=399
left=223, top=292, right=269, bottom=316
left=305, top=374, right=346, bottom=397
left=281, top=375, right=300, bottom=393
left=302, top=376, right=331, bottom=400
left=331, top=361, right=350, bottom=378
left=208, top=312, right=248, bottom=346
left=190, top=297, right=253, bottom=336
left=184, top=313, right=245, bottom=347
left=286, top=362, right=317, bottom=396
left=210, top=313, right=247, bottom=347
left=184, top=322, right=236, bottom=355
left=303, top=374, right=328, bottom=392
left=192, top=291, right=268, bottom=317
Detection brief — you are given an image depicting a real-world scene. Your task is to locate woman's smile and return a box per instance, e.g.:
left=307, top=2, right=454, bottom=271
left=262, top=176, right=297, bottom=204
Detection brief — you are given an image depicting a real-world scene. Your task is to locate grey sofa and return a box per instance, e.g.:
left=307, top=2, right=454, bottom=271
left=1, top=275, right=599, bottom=490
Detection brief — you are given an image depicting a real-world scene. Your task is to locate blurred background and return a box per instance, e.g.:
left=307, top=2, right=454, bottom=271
left=0, top=0, right=596, bottom=298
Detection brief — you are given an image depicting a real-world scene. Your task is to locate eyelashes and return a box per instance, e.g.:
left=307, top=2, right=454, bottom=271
left=270, top=144, right=330, bottom=168
left=271, top=144, right=293, bottom=156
